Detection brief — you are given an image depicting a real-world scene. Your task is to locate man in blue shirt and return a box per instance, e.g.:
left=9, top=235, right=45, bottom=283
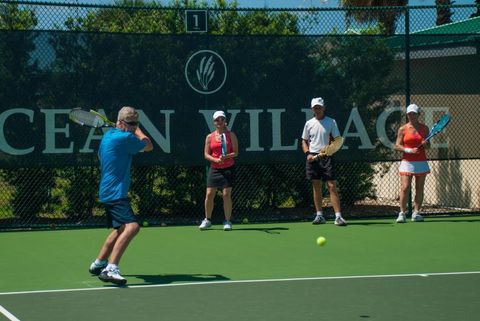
left=89, top=106, right=153, bottom=285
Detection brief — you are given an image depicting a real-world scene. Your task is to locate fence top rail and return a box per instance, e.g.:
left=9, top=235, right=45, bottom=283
left=0, top=0, right=478, bottom=11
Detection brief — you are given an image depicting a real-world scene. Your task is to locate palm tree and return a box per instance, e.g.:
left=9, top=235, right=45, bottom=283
left=435, top=0, right=453, bottom=26
left=341, top=0, right=408, bottom=35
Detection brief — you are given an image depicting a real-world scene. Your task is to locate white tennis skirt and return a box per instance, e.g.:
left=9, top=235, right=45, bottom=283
left=399, top=160, right=430, bottom=176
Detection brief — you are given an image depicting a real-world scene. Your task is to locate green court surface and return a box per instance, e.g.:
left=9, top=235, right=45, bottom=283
left=1, top=216, right=480, bottom=321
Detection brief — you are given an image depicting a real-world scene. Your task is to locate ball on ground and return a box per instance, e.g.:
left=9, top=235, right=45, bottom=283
left=242, top=218, right=249, bottom=224
left=142, top=221, right=149, bottom=227
left=316, top=236, right=326, bottom=246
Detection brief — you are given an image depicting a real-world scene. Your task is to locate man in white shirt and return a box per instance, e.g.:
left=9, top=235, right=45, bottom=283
left=301, top=97, right=347, bottom=226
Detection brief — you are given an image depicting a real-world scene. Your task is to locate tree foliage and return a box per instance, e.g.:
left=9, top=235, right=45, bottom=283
left=341, top=0, right=407, bottom=35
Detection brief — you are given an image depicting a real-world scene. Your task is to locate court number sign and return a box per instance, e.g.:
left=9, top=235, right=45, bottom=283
left=185, top=10, right=208, bottom=33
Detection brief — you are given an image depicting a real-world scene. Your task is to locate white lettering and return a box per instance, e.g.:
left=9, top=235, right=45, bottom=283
left=268, top=109, right=297, bottom=151
left=42, top=109, right=74, bottom=154
left=245, top=109, right=264, bottom=151
left=0, top=108, right=34, bottom=155
left=138, top=109, right=174, bottom=153
left=343, top=107, right=374, bottom=149
left=377, top=106, right=401, bottom=149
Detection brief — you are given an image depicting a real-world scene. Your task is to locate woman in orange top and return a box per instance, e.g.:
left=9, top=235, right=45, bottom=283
left=199, top=111, right=239, bottom=231
left=394, top=104, right=430, bottom=223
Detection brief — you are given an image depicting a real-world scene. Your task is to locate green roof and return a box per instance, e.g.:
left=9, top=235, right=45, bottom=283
left=414, top=16, right=480, bottom=35
left=386, top=16, right=480, bottom=49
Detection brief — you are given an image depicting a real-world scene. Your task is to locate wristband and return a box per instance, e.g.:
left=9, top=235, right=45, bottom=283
left=305, top=151, right=310, bottom=155
left=404, top=148, right=414, bottom=154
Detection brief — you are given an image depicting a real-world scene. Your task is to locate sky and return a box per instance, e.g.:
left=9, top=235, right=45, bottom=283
left=25, top=0, right=477, bottom=8
left=23, top=0, right=479, bottom=33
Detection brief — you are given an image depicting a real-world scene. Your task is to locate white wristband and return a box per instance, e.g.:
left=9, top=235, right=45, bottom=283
left=404, top=148, right=414, bottom=154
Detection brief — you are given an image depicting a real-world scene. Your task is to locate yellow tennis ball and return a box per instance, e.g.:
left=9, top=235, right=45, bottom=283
left=142, top=221, right=149, bottom=227
left=316, top=236, right=326, bottom=246
left=242, top=218, right=249, bottom=224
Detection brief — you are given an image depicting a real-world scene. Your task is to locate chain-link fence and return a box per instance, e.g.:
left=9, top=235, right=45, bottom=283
left=1, top=1, right=479, bottom=230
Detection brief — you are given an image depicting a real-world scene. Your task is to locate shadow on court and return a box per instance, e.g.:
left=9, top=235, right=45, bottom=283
left=232, top=227, right=290, bottom=234
left=200, top=227, right=290, bottom=234
left=344, top=221, right=393, bottom=226
left=123, top=273, right=230, bottom=285
left=421, top=218, right=480, bottom=223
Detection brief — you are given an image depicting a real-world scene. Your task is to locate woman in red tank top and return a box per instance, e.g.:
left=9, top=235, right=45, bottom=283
left=198, top=111, right=238, bottom=231
left=394, top=104, right=430, bottom=223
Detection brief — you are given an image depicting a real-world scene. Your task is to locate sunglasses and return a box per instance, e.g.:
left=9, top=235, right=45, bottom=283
left=122, top=120, right=139, bottom=126
left=214, top=117, right=226, bottom=122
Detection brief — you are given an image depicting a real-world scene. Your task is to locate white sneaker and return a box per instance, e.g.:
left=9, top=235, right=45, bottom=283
left=312, top=214, right=326, bottom=225
left=412, top=213, right=424, bottom=222
left=199, top=219, right=212, bottom=230
left=89, top=260, right=107, bottom=275
left=334, top=216, right=347, bottom=226
left=98, top=268, right=127, bottom=286
left=223, top=220, right=232, bottom=231
left=396, top=212, right=406, bottom=223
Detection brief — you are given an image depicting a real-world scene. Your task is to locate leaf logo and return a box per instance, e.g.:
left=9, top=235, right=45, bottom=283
left=196, top=56, right=215, bottom=90
left=185, top=50, right=227, bottom=95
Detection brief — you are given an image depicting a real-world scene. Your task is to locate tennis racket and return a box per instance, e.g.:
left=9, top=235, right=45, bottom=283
left=314, top=136, right=344, bottom=159
left=220, top=133, right=227, bottom=157
left=69, top=108, right=115, bottom=128
left=417, top=114, right=451, bottom=147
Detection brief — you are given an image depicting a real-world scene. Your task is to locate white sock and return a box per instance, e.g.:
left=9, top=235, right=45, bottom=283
left=106, top=263, right=118, bottom=271
left=335, top=212, right=342, bottom=218
left=398, top=211, right=405, bottom=216
left=316, top=211, right=323, bottom=217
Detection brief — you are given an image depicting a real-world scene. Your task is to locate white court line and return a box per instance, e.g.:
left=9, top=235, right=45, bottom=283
left=1, top=271, right=479, bottom=296
left=0, top=305, right=22, bottom=321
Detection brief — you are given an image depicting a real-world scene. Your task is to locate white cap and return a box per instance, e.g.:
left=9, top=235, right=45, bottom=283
left=406, top=104, right=420, bottom=114
left=311, top=97, right=325, bottom=108
left=213, top=110, right=226, bottom=120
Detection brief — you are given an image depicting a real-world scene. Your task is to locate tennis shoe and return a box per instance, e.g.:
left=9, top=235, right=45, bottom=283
left=396, top=212, right=406, bottom=223
left=334, top=216, right=347, bottom=226
left=412, top=213, right=424, bottom=222
left=98, top=268, right=127, bottom=286
left=223, top=220, right=232, bottom=231
left=89, top=260, right=107, bottom=275
left=199, top=219, right=212, bottom=230
left=312, top=215, right=326, bottom=225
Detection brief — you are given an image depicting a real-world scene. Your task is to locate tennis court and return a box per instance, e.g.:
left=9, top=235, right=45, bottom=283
left=1, top=216, right=479, bottom=321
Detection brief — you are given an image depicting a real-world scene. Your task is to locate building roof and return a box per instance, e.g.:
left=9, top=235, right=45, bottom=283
left=387, top=16, right=480, bottom=49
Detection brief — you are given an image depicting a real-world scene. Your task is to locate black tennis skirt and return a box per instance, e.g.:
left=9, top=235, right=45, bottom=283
left=207, top=166, right=235, bottom=188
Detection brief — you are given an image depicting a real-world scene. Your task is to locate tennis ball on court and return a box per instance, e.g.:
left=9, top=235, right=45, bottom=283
left=142, top=221, right=149, bottom=227
left=316, top=236, right=327, bottom=246
left=242, top=218, right=249, bottom=224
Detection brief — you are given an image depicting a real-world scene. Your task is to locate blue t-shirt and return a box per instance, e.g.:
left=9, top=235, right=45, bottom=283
left=98, top=128, right=146, bottom=203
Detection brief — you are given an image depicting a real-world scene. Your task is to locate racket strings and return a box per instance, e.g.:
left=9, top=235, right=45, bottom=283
left=70, top=110, right=106, bottom=127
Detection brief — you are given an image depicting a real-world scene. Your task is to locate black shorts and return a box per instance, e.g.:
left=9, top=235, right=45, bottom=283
left=306, top=155, right=336, bottom=181
left=102, top=198, right=137, bottom=229
left=207, top=166, right=235, bottom=188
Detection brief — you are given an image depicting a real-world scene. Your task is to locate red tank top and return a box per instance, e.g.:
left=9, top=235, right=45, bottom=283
left=401, top=124, right=428, bottom=162
left=210, top=131, right=235, bottom=169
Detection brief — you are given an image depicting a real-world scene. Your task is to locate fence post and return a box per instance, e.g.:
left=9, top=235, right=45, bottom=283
left=404, top=6, right=413, bottom=217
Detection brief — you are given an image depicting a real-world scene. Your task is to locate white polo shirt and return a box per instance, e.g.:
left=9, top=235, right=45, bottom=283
left=301, top=116, right=340, bottom=153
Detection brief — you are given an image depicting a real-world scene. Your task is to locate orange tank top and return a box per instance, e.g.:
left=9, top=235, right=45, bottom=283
left=401, top=124, right=428, bottom=162
left=210, top=131, right=235, bottom=169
